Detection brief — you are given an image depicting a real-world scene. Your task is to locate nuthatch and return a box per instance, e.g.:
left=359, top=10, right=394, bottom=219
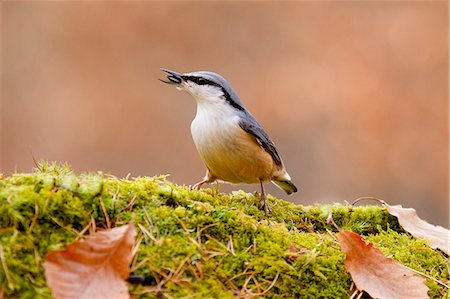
left=160, top=68, right=297, bottom=214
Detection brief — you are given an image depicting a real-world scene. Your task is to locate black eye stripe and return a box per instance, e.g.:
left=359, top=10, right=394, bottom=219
left=183, top=76, right=211, bottom=86
left=182, top=75, right=246, bottom=112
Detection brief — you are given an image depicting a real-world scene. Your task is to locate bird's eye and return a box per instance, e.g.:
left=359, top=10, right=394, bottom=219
left=196, top=77, right=207, bottom=85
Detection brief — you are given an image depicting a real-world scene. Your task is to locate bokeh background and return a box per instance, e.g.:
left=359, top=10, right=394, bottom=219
left=1, top=2, right=448, bottom=226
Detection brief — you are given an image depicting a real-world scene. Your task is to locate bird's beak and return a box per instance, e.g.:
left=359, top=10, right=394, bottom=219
left=159, top=68, right=183, bottom=85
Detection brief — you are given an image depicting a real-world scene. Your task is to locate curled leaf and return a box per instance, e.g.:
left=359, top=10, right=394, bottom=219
left=385, top=204, right=450, bottom=255
left=338, top=230, right=428, bottom=299
left=44, top=224, right=135, bottom=299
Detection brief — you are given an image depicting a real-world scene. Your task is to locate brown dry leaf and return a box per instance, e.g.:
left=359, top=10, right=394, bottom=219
left=385, top=203, right=450, bottom=255
left=287, top=243, right=306, bottom=261
left=44, top=224, right=135, bottom=299
left=338, top=230, right=428, bottom=299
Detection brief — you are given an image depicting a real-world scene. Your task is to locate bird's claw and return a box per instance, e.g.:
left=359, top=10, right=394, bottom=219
left=190, top=183, right=201, bottom=191
left=258, top=194, right=272, bottom=215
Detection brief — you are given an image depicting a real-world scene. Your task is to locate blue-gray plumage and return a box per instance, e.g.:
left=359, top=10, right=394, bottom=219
left=160, top=68, right=297, bottom=214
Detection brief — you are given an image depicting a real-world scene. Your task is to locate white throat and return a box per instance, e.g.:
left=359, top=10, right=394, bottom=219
left=189, top=90, right=240, bottom=148
left=178, top=81, right=225, bottom=105
left=178, top=81, right=241, bottom=151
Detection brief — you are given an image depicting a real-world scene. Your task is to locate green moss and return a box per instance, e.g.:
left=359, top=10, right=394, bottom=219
left=0, top=161, right=448, bottom=298
left=367, top=229, right=449, bottom=298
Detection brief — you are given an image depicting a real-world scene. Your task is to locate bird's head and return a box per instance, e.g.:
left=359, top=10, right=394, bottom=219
left=160, top=68, right=245, bottom=111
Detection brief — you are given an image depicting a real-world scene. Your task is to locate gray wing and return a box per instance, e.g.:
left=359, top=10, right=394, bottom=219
left=239, top=116, right=283, bottom=166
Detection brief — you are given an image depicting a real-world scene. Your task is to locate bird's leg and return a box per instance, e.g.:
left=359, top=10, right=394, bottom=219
left=191, top=169, right=215, bottom=191
left=259, top=180, right=272, bottom=215
left=191, top=179, right=208, bottom=191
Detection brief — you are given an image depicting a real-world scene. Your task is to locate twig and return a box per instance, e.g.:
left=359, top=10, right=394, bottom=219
left=144, top=209, right=159, bottom=239
left=76, top=218, right=93, bottom=241
left=90, top=215, right=97, bottom=235
left=27, top=197, right=39, bottom=234
left=130, top=233, right=143, bottom=270
left=132, top=256, right=153, bottom=273
left=111, top=177, right=121, bottom=211
left=239, top=272, right=280, bottom=297
left=227, top=235, right=236, bottom=256
left=176, top=216, right=193, bottom=234
left=34, top=248, right=41, bottom=267
left=147, top=264, right=162, bottom=285
left=0, top=245, right=13, bottom=289
left=187, top=236, right=203, bottom=253
left=403, top=265, right=449, bottom=289
left=50, top=217, right=80, bottom=236
left=258, top=272, right=280, bottom=296
left=29, top=147, right=39, bottom=168
left=326, top=211, right=341, bottom=231
left=325, top=228, right=339, bottom=241
left=241, top=274, right=254, bottom=294
left=173, top=254, right=192, bottom=281
left=125, top=195, right=137, bottom=211
left=138, top=223, right=158, bottom=243
left=204, top=234, right=228, bottom=251
left=226, top=270, right=252, bottom=284
left=194, top=260, right=203, bottom=279
left=348, top=289, right=359, bottom=299
left=243, top=244, right=253, bottom=254
left=99, top=197, right=111, bottom=229
left=251, top=276, right=263, bottom=293
left=351, top=197, right=385, bottom=206
left=196, top=223, right=218, bottom=244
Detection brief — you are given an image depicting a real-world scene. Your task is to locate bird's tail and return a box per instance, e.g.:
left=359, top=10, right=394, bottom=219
left=273, top=178, right=298, bottom=195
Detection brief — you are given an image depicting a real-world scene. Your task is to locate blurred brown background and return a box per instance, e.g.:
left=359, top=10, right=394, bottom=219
left=1, top=2, right=448, bottom=226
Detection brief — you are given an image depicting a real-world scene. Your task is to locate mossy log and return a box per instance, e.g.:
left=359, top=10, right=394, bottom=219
left=0, top=163, right=448, bottom=298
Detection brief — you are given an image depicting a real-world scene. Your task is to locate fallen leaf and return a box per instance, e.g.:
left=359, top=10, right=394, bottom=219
left=44, top=224, right=135, bottom=299
left=287, top=243, right=306, bottom=261
left=385, top=204, right=450, bottom=255
left=338, top=230, right=428, bottom=299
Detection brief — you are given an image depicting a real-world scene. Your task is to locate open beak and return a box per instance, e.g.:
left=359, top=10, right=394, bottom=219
left=159, top=68, right=183, bottom=85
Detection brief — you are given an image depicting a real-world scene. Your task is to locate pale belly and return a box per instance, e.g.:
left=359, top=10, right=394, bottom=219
left=191, top=114, right=274, bottom=184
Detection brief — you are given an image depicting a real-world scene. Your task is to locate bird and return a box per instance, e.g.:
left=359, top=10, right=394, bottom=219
left=159, top=68, right=297, bottom=215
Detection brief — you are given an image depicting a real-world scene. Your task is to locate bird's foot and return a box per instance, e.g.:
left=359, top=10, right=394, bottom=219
left=190, top=181, right=205, bottom=191
left=259, top=194, right=272, bottom=216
